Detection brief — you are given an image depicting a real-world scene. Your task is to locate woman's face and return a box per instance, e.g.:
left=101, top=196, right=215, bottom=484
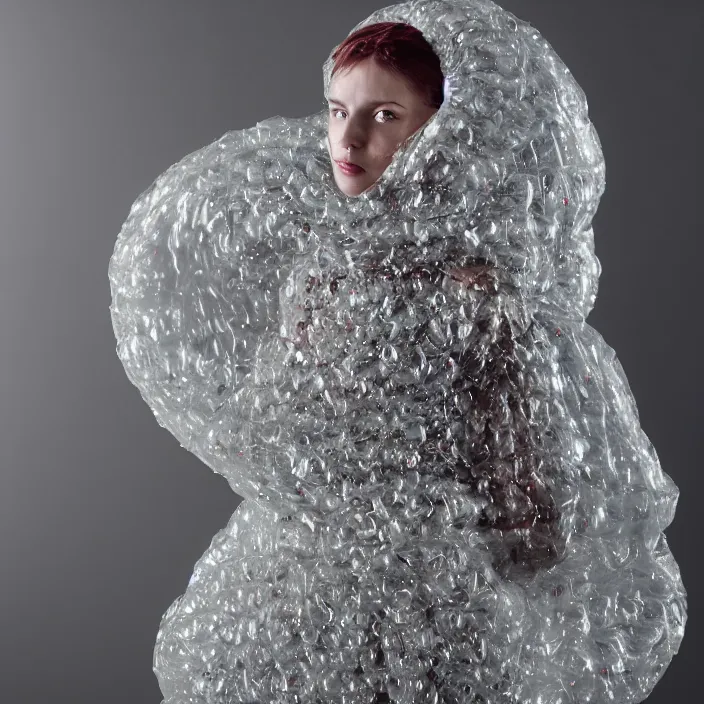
left=326, top=57, right=438, bottom=197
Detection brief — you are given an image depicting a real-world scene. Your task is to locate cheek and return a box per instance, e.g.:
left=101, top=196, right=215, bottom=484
left=372, top=142, right=400, bottom=165
left=373, top=127, right=410, bottom=160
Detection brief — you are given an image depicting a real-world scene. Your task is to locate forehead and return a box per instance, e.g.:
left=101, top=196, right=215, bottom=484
left=329, top=58, right=417, bottom=102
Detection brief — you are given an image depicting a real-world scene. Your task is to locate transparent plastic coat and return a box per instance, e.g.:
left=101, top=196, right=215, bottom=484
left=108, top=1, right=686, bottom=702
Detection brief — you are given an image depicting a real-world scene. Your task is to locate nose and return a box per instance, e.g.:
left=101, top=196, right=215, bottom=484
left=338, top=116, right=367, bottom=152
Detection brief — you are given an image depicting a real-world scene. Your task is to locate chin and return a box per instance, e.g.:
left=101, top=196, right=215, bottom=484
left=334, top=176, right=376, bottom=198
left=340, top=186, right=364, bottom=197
left=335, top=181, right=361, bottom=197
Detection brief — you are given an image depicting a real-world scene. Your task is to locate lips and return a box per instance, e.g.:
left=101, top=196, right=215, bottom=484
left=335, top=160, right=365, bottom=175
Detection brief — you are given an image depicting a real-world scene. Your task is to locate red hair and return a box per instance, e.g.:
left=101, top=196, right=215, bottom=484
left=331, top=22, right=444, bottom=109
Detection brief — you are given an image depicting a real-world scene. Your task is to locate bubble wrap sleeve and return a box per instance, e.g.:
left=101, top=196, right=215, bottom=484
left=108, top=118, right=328, bottom=501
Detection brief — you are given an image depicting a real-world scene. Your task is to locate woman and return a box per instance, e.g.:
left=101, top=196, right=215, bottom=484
left=111, top=4, right=685, bottom=702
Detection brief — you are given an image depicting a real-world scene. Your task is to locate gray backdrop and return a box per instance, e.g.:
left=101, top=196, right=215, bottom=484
left=0, top=0, right=699, bottom=702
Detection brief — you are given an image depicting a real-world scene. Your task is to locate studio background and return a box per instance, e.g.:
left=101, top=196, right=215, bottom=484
left=0, top=0, right=699, bottom=702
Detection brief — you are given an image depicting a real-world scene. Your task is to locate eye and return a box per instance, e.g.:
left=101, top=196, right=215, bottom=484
left=330, top=108, right=345, bottom=119
left=375, top=110, right=397, bottom=123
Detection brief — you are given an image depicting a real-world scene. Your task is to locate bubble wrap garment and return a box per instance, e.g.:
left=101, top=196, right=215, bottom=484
left=108, top=1, right=687, bottom=702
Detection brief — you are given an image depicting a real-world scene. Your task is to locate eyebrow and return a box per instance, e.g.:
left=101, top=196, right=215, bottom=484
left=327, top=97, right=406, bottom=109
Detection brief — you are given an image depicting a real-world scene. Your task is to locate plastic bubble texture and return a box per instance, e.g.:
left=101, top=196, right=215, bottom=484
left=108, top=0, right=686, bottom=702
